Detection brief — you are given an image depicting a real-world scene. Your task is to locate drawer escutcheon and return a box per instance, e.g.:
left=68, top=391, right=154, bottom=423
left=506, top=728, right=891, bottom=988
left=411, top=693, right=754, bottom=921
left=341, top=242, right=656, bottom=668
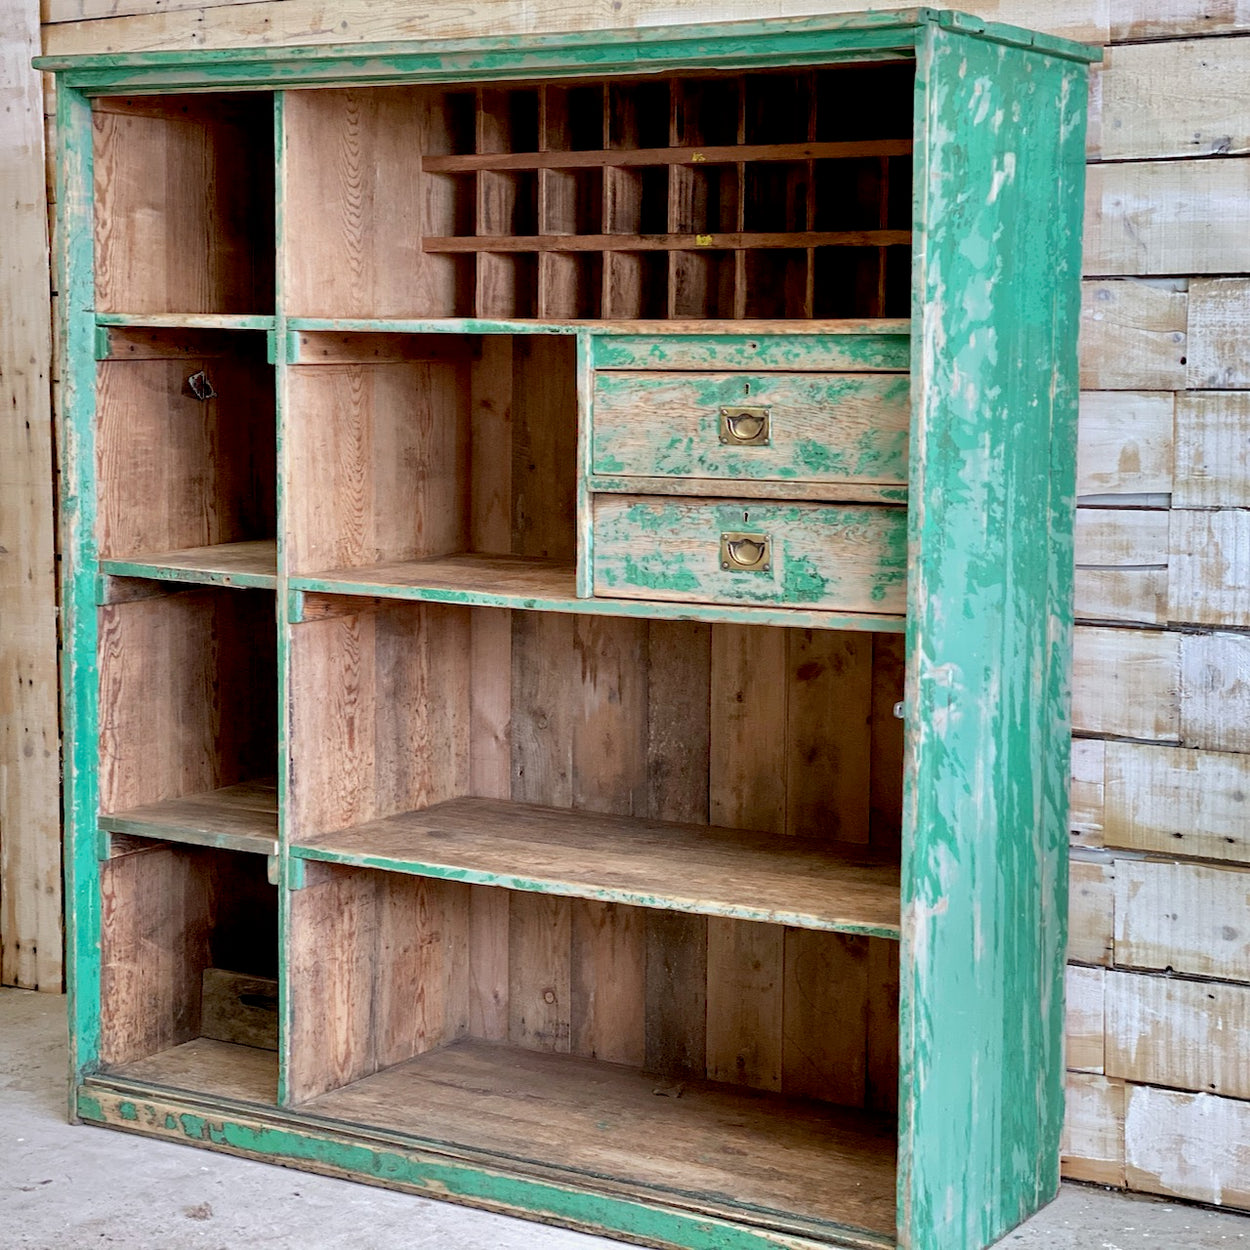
left=720, top=532, right=772, bottom=572
left=719, top=406, right=771, bottom=446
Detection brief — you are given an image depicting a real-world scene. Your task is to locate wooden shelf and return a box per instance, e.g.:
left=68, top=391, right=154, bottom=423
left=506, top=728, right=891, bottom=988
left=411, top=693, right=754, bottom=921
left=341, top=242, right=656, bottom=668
left=422, top=138, right=915, bottom=173
left=95, top=313, right=276, bottom=331
left=100, top=779, right=279, bottom=857
left=303, top=1040, right=898, bottom=1244
left=107, top=1038, right=277, bottom=1105
left=295, top=797, right=900, bottom=937
left=425, top=231, right=910, bottom=253
left=289, top=554, right=906, bottom=633
left=99, top=540, right=278, bottom=590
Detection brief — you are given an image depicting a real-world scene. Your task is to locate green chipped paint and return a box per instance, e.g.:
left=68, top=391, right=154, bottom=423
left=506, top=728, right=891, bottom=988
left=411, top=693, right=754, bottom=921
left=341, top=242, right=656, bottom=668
left=96, top=558, right=277, bottom=592
left=592, top=333, right=911, bottom=372
left=897, top=24, right=1088, bottom=1250
left=79, top=1083, right=894, bottom=1250
left=593, top=498, right=907, bottom=614
left=591, top=369, right=910, bottom=484
left=117, top=1101, right=139, bottom=1122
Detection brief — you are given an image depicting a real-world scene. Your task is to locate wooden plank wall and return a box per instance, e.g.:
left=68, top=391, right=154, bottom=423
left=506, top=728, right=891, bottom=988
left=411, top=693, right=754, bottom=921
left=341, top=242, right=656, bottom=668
left=0, top=0, right=60, bottom=991
left=21, top=0, right=1250, bottom=1208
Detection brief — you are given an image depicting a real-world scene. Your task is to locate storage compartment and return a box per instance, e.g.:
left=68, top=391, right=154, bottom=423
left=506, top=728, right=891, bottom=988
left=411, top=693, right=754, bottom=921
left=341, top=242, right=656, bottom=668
left=592, top=496, right=907, bottom=615
left=282, top=64, right=913, bottom=321
left=591, top=370, right=911, bottom=487
left=284, top=333, right=577, bottom=586
left=93, top=94, right=275, bottom=315
left=96, top=587, right=277, bottom=850
left=98, top=841, right=278, bottom=1103
left=95, top=327, right=275, bottom=584
left=284, top=601, right=904, bottom=1236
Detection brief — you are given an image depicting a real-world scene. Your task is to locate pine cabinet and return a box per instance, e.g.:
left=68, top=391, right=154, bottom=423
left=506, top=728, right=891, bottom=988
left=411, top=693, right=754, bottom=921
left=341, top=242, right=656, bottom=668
left=41, top=12, right=1098, bottom=1249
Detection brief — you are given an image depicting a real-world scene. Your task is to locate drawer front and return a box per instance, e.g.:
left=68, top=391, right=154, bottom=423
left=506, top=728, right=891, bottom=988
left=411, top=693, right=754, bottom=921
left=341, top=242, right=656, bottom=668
left=592, top=371, right=909, bottom=484
left=590, top=332, right=911, bottom=373
left=592, top=496, right=907, bottom=614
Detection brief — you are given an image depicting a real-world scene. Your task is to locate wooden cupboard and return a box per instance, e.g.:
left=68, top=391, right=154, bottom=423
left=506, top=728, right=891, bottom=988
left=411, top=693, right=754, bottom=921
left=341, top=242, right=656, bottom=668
left=41, top=11, right=1098, bottom=1249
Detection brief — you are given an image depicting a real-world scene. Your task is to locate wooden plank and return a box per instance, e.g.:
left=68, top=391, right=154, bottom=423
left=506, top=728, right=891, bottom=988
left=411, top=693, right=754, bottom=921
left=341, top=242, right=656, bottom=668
left=1071, top=625, right=1181, bottom=742
left=644, top=910, right=708, bottom=1079
left=1061, top=1073, right=1125, bottom=1188
left=99, top=539, right=278, bottom=590
left=99, top=846, right=210, bottom=1065
left=468, top=609, right=511, bottom=799
left=570, top=900, right=645, bottom=1065
left=1069, top=858, right=1114, bottom=967
left=1076, top=391, right=1174, bottom=499
left=1094, top=39, right=1250, bottom=162
left=200, top=968, right=279, bottom=1051
left=107, top=1037, right=276, bottom=1104
left=588, top=475, right=907, bottom=504
left=1085, top=159, right=1250, bottom=277
left=1181, top=630, right=1250, bottom=753
left=1111, top=3, right=1250, bottom=41
left=868, top=634, right=905, bottom=851
left=0, top=0, right=60, bottom=990
left=302, top=1035, right=899, bottom=1238
left=1065, top=964, right=1104, bottom=1074
left=786, top=630, right=873, bottom=842
left=1078, top=281, right=1187, bottom=391
left=706, top=917, right=784, bottom=1091
left=297, top=796, right=902, bottom=937
left=782, top=929, right=868, bottom=1105
left=1069, top=738, right=1105, bottom=848
left=1105, top=970, right=1250, bottom=1100
left=99, top=780, right=278, bottom=857
left=1115, top=859, right=1250, bottom=983
left=1187, top=278, right=1250, bottom=389
left=468, top=884, right=509, bottom=1043
left=1074, top=508, right=1168, bottom=626
left=1168, top=509, right=1250, bottom=628
left=1125, top=1085, right=1250, bottom=1209
left=39, top=0, right=1107, bottom=56
left=1104, top=741, right=1250, bottom=863
left=1175, top=392, right=1250, bottom=506
left=592, top=496, right=908, bottom=615
left=429, top=230, right=909, bottom=253
left=507, top=891, right=572, bottom=1053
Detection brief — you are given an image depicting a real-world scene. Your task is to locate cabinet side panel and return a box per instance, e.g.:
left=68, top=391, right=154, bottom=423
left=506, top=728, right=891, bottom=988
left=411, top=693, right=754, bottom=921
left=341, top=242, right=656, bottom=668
left=900, top=30, right=1089, bottom=1250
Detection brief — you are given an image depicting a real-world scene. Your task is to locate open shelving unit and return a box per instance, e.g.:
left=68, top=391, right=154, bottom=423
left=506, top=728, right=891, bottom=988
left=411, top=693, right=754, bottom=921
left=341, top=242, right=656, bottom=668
left=44, top=12, right=1098, bottom=1250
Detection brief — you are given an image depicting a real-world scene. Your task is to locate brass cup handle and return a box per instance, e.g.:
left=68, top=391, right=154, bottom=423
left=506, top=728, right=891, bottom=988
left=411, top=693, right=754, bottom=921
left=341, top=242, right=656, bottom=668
left=719, top=405, right=771, bottom=446
left=720, top=532, right=771, bottom=572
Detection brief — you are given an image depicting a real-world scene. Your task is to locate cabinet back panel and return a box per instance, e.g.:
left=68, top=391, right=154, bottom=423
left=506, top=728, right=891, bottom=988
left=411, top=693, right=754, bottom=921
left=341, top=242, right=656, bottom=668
left=96, top=336, right=274, bottom=559
left=93, top=95, right=274, bottom=315
left=97, top=589, right=276, bottom=815
left=101, top=845, right=276, bottom=1067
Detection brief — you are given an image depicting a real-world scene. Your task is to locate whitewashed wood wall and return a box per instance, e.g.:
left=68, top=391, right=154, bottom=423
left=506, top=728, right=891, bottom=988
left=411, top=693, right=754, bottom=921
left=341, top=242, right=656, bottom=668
left=7, top=0, right=1250, bottom=1212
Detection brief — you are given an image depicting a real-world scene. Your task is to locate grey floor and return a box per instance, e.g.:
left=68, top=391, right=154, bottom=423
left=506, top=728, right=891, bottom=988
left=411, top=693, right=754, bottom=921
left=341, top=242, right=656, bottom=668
left=3, top=988, right=1249, bottom=1249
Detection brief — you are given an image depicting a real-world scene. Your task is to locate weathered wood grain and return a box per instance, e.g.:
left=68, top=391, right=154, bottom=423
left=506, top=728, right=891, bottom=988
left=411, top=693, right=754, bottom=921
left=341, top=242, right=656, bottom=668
left=1106, top=970, right=1250, bottom=1100
left=1085, top=160, right=1250, bottom=277
left=1181, top=630, right=1250, bottom=753
left=1111, top=3, right=1250, bottom=41
left=1071, top=626, right=1181, bottom=742
left=1115, top=859, right=1250, bottom=983
left=1125, top=1085, right=1250, bottom=1209
left=1175, top=392, right=1250, bottom=506
left=200, top=968, right=278, bottom=1050
left=1076, top=391, right=1174, bottom=499
left=1168, top=509, right=1250, bottom=628
left=1069, top=739, right=1106, bottom=847
left=1062, top=1073, right=1125, bottom=1188
left=1, top=0, right=60, bottom=990
left=1078, top=281, right=1187, bottom=391
left=1069, top=858, right=1114, bottom=967
left=1065, top=965, right=1105, bottom=1074
left=1094, top=39, right=1250, bottom=162
left=1074, top=508, right=1168, bottom=625
left=1104, top=740, right=1250, bottom=863
left=1187, top=278, right=1250, bottom=389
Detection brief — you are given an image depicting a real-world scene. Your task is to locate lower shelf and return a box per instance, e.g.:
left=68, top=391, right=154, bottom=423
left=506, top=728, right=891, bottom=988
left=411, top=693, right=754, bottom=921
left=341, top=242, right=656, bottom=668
left=102, top=1038, right=897, bottom=1247
left=99, top=778, right=278, bottom=856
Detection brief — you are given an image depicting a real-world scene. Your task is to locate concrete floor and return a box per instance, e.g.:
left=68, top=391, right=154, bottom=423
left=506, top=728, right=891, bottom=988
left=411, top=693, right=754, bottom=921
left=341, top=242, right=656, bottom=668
left=3, top=988, right=1249, bottom=1249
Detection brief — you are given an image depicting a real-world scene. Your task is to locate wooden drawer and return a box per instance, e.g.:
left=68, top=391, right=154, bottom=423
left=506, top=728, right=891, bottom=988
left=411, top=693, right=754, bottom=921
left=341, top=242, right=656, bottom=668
left=592, top=370, right=910, bottom=486
left=590, top=331, right=910, bottom=373
left=592, top=496, right=907, bottom=614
